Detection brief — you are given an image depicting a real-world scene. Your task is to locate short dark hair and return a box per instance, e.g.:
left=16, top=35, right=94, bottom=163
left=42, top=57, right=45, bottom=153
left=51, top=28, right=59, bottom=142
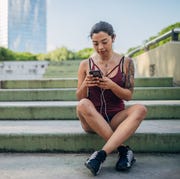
left=90, top=21, right=115, bottom=38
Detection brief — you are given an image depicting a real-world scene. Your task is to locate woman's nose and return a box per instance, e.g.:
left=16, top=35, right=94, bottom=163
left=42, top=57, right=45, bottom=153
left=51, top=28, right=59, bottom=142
left=98, top=43, right=104, bottom=50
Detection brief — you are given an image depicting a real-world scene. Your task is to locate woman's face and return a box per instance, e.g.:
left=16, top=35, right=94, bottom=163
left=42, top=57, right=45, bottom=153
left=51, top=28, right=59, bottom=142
left=91, top=31, right=114, bottom=57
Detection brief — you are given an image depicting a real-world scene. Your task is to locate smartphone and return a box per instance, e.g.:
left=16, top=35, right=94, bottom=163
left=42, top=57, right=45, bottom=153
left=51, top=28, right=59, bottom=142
left=89, top=70, right=102, bottom=78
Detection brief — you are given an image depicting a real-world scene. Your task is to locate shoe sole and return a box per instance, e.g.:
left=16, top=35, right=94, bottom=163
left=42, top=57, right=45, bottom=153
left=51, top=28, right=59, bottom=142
left=85, top=162, right=100, bottom=176
left=116, top=158, right=136, bottom=171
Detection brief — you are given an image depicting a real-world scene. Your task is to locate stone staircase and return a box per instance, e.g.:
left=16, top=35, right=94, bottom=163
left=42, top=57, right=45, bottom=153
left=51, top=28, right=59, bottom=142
left=0, top=77, right=179, bottom=153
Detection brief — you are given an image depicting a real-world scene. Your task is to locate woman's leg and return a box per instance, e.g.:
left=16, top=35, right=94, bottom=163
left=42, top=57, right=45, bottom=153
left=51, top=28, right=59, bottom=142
left=76, top=98, right=113, bottom=141
left=102, top=104, right=147, bottom=154
left=77, top=100, right=147, bottom=175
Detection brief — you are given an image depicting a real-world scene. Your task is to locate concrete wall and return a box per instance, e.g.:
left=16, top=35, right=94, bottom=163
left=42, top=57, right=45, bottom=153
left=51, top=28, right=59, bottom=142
left=0, top=61, right=49, bottom=80
left=133, top=42, right=180, bottom=86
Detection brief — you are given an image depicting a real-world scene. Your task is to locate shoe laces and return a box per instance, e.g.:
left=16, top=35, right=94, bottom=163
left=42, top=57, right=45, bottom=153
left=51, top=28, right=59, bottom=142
left=88, top=151, right=106, bottom=162
left=118, top=146, right=133, bottom=160
left=126, top=150, right=134, bottom=163
left=88, top=151, right=99, bottom=161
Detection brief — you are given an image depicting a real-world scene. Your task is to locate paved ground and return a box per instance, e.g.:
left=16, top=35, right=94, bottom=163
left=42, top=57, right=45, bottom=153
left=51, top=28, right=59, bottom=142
left=0, top=153, right=179, bottom=179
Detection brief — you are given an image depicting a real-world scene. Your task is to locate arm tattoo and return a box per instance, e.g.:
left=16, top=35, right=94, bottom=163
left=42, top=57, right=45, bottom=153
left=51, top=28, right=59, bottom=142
left=125, top=59, right=135, bottom=90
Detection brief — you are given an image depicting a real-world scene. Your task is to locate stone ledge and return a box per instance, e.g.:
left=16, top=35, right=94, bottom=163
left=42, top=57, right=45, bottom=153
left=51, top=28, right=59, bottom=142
left=0, top=120, right=179, bottom=152
left=0, top=100, right=179, bottom=120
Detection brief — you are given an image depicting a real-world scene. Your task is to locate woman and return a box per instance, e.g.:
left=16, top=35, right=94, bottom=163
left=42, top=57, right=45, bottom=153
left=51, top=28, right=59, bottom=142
left=76, top=21, right=147, bottom=176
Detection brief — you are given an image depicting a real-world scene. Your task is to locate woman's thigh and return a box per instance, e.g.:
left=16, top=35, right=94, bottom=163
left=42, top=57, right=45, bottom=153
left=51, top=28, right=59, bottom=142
left=109, top=109, right=128, bottom=131
left=110, top=104, right=146, bottom=130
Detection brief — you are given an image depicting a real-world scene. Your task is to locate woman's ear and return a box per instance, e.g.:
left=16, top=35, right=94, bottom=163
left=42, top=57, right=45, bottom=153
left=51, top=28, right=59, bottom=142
left=112, top=34, right=116, bottom=42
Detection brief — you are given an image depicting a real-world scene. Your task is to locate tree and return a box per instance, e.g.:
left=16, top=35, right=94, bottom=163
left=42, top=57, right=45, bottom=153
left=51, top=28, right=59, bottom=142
left=14, top=52, right=37, bottom=61
left=76, top=48, right=94, bottom=59
left=127, top=22, right=180, bottom=57
left=46, top=47, right=76, bottom=61
left=0, top=47, right=15, bottom=61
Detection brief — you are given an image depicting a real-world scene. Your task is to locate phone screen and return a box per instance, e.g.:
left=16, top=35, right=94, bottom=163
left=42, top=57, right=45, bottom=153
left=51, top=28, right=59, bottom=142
left=89, top=70, right=102, bottom=78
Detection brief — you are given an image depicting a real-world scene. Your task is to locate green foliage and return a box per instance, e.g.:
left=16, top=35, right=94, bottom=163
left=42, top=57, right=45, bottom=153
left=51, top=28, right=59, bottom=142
left=0, top=47, right=16, bottom=61
left=0, top=47, right=38, bottom=61
left=49, top=47, right=69, bottom=61
left=127, top=22, right=180, bottom=57
left=158, top=22, right=180, bottom=36
left=126, top=46, right=140, bottom=54
left=76, top=48, right=94, bottom=59
left=37, top=47, right=93, bottom=62
left=1, top=22, right=180, bottom=61
left=147, top=22, right=180, bottom=42
left=14, top=52, right=37, bottom=61
left=36, top=53, right=50, bottom=61
left=41, top=47, right=76, bottom=62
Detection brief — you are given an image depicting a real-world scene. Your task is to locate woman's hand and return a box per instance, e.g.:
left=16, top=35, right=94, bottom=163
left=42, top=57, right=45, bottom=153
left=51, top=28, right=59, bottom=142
left=98, top=77, right=114, bottom=89
left=85, top=74, right=101, bottom=87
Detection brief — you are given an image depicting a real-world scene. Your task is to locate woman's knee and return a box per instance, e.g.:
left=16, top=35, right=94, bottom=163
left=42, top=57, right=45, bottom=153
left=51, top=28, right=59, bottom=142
left=135, top=104, right=147, bottom=119
left=76, top=98, right=93, bottom=114
left=128, top=104, right=147, bottom=121
left=77, top=98, right=88, bottom=111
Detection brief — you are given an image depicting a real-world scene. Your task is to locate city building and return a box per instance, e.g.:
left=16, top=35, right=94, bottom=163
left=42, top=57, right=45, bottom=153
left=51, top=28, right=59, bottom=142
left=0, top=0, right=46, bottom=54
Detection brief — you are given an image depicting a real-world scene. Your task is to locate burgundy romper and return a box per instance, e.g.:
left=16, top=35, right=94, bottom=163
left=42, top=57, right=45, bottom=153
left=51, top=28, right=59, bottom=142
left=88, top=56, right=126, bottom=122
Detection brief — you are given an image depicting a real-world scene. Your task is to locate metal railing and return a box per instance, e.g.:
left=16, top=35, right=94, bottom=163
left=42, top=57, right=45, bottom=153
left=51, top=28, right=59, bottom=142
left=127, top=28, right=180, bottom=57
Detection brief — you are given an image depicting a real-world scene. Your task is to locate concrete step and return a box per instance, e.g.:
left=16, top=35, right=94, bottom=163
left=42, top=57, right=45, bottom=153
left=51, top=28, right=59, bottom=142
left=0, top=87, right=179, bottom=101
left=0, top=77, right=173, bottom=89
left=0, top=120, right=179, bottom=152
left=0, top=100, right=179, bottom=120
left=0, top=88, right=76, bottom=101
left=133, top=87, right=180, bottom=100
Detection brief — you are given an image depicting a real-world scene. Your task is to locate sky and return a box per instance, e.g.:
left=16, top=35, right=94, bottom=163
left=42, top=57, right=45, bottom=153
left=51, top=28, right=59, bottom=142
left=47, top=0, right=180, bottom=54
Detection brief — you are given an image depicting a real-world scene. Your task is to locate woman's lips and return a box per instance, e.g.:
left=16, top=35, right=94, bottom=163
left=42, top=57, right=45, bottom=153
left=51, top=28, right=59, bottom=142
left=98, top=51, right=106, bottom=55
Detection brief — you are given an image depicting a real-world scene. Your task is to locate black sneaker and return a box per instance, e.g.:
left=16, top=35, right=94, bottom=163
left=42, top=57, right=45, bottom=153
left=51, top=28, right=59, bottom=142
left=115, top=145, right=136, bottom=171
left=85, top=150, right=106, bottom=176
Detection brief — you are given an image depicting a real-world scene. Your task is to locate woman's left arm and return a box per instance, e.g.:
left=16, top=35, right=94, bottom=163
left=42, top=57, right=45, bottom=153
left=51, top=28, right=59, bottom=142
left=124, top=58, right=135, bottom=93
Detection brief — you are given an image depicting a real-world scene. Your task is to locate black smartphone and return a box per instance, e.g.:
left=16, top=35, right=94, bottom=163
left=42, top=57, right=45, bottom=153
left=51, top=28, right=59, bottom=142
left=89, top=70, right=102, bottom=78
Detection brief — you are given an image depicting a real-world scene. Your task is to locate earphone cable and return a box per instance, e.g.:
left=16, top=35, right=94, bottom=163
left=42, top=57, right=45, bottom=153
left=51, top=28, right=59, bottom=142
left=100, top=88, right=110, bottom=122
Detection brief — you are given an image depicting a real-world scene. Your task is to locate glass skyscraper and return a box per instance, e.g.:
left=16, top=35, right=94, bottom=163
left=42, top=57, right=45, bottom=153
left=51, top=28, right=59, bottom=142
left=0, top=0, right=46, bottom=54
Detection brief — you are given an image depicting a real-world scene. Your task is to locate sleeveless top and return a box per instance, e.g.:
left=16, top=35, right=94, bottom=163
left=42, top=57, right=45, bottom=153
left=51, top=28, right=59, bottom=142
left=87, top=56, right=126, bottom=122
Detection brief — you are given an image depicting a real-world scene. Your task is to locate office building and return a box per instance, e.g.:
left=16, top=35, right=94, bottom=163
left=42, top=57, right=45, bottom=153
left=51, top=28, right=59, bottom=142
left=0, top=0, right=46, bottom=54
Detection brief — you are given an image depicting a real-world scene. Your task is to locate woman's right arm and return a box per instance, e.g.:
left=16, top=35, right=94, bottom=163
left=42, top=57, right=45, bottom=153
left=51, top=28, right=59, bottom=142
left=76, top=60, right=89, bottom=100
